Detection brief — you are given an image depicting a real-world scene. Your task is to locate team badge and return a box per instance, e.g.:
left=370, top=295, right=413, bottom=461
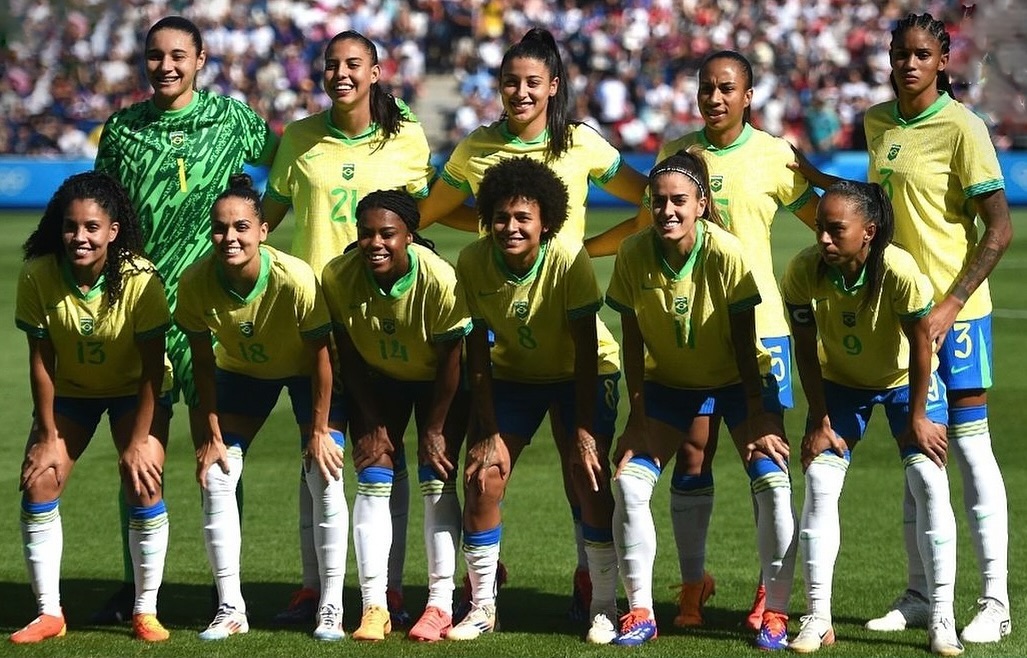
left=79, top=316, right=94, bottom=336
left=513, top=301, right=529, bottom=321
left=169, top=131, right=186, bottom=148
left=886, top=143, right=901, bottom=161
left=673, top=296, right=689, bottom=315
left=342, top=163, right=356, bottom=180
left=239, top=321, right=254, bottom=337
left=842, top=311, right=856, bottom=327
left=382, top=318, right=396, bottom=335
left=710, top=175, right=724, bottom=193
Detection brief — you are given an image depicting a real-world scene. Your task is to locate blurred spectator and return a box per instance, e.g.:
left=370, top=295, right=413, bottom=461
left=806, top=93, right=842, bottom=153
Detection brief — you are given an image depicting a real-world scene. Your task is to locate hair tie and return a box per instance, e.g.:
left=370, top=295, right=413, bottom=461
left=650, top=166, right=706, bottom=198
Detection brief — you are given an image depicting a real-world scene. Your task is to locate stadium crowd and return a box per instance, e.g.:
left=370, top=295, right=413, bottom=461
left=0, top=0, right=1008, bottom=159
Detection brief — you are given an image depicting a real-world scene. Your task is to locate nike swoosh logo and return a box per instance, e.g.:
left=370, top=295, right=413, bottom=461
left=932, top=537, right=953, bottom=546
left=304, top=152, right=323, bottom=161
left=952, top=365, right=972, bottom=374
left=141, top=548, right=161, bottom=556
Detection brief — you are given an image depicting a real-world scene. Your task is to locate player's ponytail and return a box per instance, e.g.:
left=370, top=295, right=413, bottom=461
left=890, top=13, right=956, bottom=99
left=821, top=180, right=895, bottom=311
left=500, top=28, right=572, bottom=161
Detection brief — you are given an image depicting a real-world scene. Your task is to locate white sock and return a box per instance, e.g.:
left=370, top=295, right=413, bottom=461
left=298, top=469, right=319, bottom=592
left=304, top=459, right=348, bottom=612
left=751, top=459, right=797, bottom=614
left=584, top=537, right=618, bottom=618
left=21, top=498, right=63, bottom=616
left=388, top=463, right=410, bottom=595
left=202, top=446, right=245, bottom=612
left=128, top=500, right=169, bottom=615
left=902, top=480, right=929, bottom=597
left=949, top=407, right=1009, bottom=607
left=420, top=468, right=460, bottom=613
left=613, top=458, right=659, bottom=614
left=904, top=453, right=957, bottom=624
left=354, top=465, right=393, bottom=609
left=799, top=455, right=847, bottom=620
left=669, top=471, right=714, bottom=583
left=463, top=526, right=502, bottom=607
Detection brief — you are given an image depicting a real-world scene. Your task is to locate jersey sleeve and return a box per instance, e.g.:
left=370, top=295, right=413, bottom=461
left=132, top=271, right=172, bottom=341
left=564, top=246, right=603, bottom=320
left=605, top=241, right=636, bottom=315
left=440, top=137, right=474, bottom=194
left=719, top=242, right=762, bottom=314
left=15, top=263, right=48, bottom=338
left=577, top=124, right=623, bottom=186
left=233, top=100, right=278, bottom=166
left=773, top=139, right=814, bottom=211
left=455, top=245, right=483, bottom=320
left=265, top=123, right=301, bottom=204
left=173, top=270, right=209, bottom=335
left=954, top=113, right=1005, bottom=198
left=297, top=272, right=333, bottom=340
left=429, top=266, right=473, bottom=343
left=888, top=251, right=935, bottom=320
left=401, top=124, right=438, bottom=199
left=93, top=114, right=120, bottom=174
left=781, top=250, right=813, bottom=307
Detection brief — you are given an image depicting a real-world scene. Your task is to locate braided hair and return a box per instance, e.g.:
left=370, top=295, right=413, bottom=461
left=500, top=28, right=573, bottom=161
left=355, top=189, right=436, bottom=253
left=890, top=13, right=956, bottom=99
left=23, top=171, right=146, bottom=310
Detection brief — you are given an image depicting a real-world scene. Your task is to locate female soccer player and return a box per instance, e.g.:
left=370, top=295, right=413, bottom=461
left=93, top=15, right=278, bottom=621
left=175, top=175, right=347, bottom=642
left=320, top=190, right=471, bottom=642
left=782, top=180, right=961, bottom=656
left=593, top=49, right=819, bottom=631
left=606, top=150, right=797, bottom=650
left=792, top=13, right=1013, bottom=643
left=262, top=30, right=437, bottom=627
left=420, top=26, right=648, bottom=621
left=12, top=171, right=172, bottom=644
left=448, top=157, right=622, bottom=645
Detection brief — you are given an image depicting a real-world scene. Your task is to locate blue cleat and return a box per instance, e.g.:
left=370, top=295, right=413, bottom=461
left=612, top=608, right=658, bottom=646
left=755, top=611, right=789, bottom=650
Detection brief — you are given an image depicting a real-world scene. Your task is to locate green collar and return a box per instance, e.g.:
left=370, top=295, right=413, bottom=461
left=500, top=120, right=549, bottom=146
left=61, top=257, right=105, bottom=301
left=892, top=91, right=951, bottom=126
left=325, top=112, right=379, bottom=143
left=148, top=89, right=200, bottom=120
left=655, top=220, right=706, bottom=280
left=493, top=240, right=549, bottom=284
left=366, top=246, right=419, bottom=298
left=217, top=247, right=271, bottom=304
left=699, top=122, right=753, bottom=155
left=827, top=262, right=867, bottom=295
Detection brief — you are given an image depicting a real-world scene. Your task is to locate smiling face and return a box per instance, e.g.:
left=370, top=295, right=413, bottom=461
left=816, top=193, right=874, bottom=275
left=145, top=27, right=205, bottom=111
left=357, top=206, right=413, bottom=287
left=650, top=171, right=707, bottom=247
left=490, top=195, right=548, bottom=273
left=210, top=196, right=267, bottom=273
left=697, top=56, right=752, bottom=142
left=889, top=26, right=947, bottom=107
left=62, top=198, right=119, bottom=284
left=323, top=37, right=380, bottom=112
left=500, top=56, right=558, bottom=139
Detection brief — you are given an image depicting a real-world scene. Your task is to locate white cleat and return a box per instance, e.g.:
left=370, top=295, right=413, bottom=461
left=790, top=614, right=835, bottom=653
left=199, top=604, right=249, bottom=641
left=865, top=589, right=929, bottom=631
left=585, top=612, right=618, bottom=645
left=960, top=598, right=1011, bottom=644
left=313, top=603, right=345, bottom=641
left=929, top=618, right=964, bottom=656
left=447, top=603, right=496, bottom=640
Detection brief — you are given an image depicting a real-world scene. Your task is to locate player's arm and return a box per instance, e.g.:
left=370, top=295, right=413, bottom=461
left=901, top=314, right=948, bottom=468
left=569, top=312, right=601, bottom=492
left=464, top=320, right=508, bottom=491
left=332, top=324, right=392, bottom=471
left=786, top=303, right=842, bottom=470
left=729, top=307, right=789, bottom=468
left=787, top=145, right=842, bottom=191
left=418, top=179, right=477, bottom=232
left=585, top=206, right=651, bottom=257
left=792, top=193, right=821, bottom=231
left=20, top=336, right=63, bottom=492
left=304, top=334, right=343, bottom=481
left=927, top=189, right=1014, bottom=346
left=186, top=331, right=229, bottom=486
left=420, top=336, right=463, bottom=480
left=262, top=196, right=291, bottom=233
left=119, top=332, right=166, bottom=498
left=614, top=310, right=647, bottom=477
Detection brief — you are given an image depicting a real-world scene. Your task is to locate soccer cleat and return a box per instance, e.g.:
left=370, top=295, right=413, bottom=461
left=386, top=588, right=412, bottom=628
left=10, top=612, right=66, bottom=644
left=272, top=587, right=318, bottom=625
left=454, top=561, right=508, bottom=624
left=673, top=571, right=716, bottom=627
left=929, top=618, right=965, bottom=656
left=447, top=603, right=497, bottom=640
left=585, top=612, right=618, bottom=645
left=313, top=603, right=345, bottom=641
left=789, top=614, right=835, bottom=653
left=90, top=582, right=134, bottom=625
left=755, top=610, right=789, bottom=650
left=612, top=608, right=658, bottom=646
left=198, top=604, right=248, bottom=640
left=408, top=605, right=452, bottom=642
left=865, top=589, right=930, bottom=631
left=745, top=582, right=767, bottom=632
left=568, top=567, right=593, bottom=623
left=960, top=598, right=1011, bottom=643
left=352, top=605, right=392, bottom=641
left=132, top=613, right=169, bottom=642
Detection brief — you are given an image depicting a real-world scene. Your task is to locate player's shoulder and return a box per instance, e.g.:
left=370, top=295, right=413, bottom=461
left=619, top=225, right=655, bottom=257
left=178, top=252, right=215, bottom=288
left=456, top=235, right=491, bottom=268
left=19, top=254, right=60, bottom=283
left=881, top=242, right=921, bottom=272
left=746, top=127, right=794, bottom=157
left=321, top=248, right=362, bottom=284
left=266, top=245, right=316, bottom=280
left=703, top=220, right=745, bottom=253
left=657, top=131, right=701, bottom=161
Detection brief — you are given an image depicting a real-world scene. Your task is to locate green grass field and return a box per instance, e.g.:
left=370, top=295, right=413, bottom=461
left=0, top=207, right=1024, bottom=657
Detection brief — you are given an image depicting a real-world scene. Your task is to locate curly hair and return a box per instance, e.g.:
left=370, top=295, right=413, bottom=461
left=23, top=171, right=146, bottom=309
left=476, top=157, right=569, bottom=240
left=356, top=189, right=436, bottom=253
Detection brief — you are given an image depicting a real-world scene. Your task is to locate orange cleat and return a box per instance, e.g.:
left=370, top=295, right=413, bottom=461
left=133, top=613, right=170, bottom=642
left=673, top=571, right=717, bottom=627
left=10, top=612, right=67, bottom=644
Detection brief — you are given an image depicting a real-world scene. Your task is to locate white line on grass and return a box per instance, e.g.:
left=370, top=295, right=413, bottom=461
left=994, top=308, right=1027, bottom=319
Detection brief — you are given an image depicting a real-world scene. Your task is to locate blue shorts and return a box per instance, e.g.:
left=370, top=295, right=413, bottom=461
left=762, top=335, right=794, bottom=409
left=643, top=375, right=783, bottom=433
left=215, top=368, right=346, bottom=426
left=937, top=315, right=992, bottom=391
left=493, top=374, right=620, bottom=441
left=54, top=394, right=173, bottom=436
left=818, top=374, right=948, bottom=441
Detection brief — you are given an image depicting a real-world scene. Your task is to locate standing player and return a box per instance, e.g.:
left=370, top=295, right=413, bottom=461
left=175, top=175, right=347, bottom=642
left=12, top=172, right=172, bottom=643
left=448, top=157, right=622, bottom=645
left=782, top=180, right=961, bottom=656
left=92, top=15, right=278, bottom=622
left=793, top=12, right=1013, bottom=643
left=419, top=26, right=648, bottom=621
left=321, top=190, right=471, bottom=642
left=589, top=50, right=817, bottom=631
left=606, top=150, right=797, bottom=650
left=262, top=29, right=437, bottom=628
